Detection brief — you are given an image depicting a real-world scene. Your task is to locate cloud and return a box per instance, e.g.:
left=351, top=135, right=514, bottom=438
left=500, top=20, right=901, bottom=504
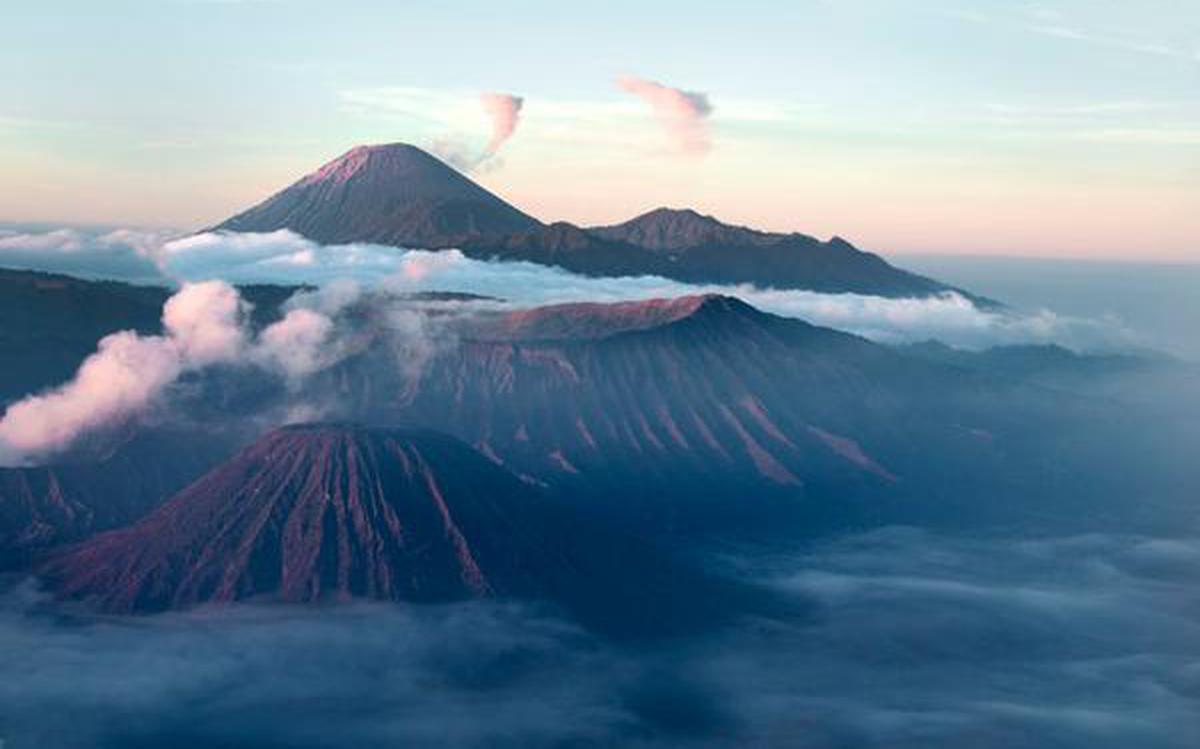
left=161, top=280, right=249, bottom=365
left=481, top=92, right=524, bottom=156
left=0, top=269, right=473, bottom=462
left=255, top=308, right=336, bottom=382
left=160, top=229, right=402, bottom=284
left=4, top=226, right=1138, bottom=353
left=2, top=527, right=1198, bottom=747
left=617, top=75, right=714, bottom=155
left=433, top=92, right=524, bottom=173
left=360, top=88, right=523, bottom=173
left=0, top=281, right=247, bottom=465
left=0, top=225, right=173, bottom=283
left=0, top=333, right=182, bottom=465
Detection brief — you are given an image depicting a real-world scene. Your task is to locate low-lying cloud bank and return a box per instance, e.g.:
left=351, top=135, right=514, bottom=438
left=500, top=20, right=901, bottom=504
left=168, top=230, right=1138, bottom=351
left=1, top=225, right=1137, bottom=352
left=0, top=225, right=174, bottom=283
left=1, top=528, right=1196, bottom=748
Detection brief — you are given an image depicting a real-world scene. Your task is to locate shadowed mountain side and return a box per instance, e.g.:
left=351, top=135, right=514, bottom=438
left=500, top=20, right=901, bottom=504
left=41, top=425, right=782, bottom=636
left=587, top=207, right=959, bottom=297
left=0, top=429, right=236, bottom=568
left=280, top=293, right=1168, bottom=533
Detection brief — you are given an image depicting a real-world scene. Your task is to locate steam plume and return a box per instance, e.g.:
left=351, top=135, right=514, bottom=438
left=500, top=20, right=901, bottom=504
left=0, top=281, right=247, bottom=464
left=480, top=92, right=524, bottom=156
left=617, top=75, right=713, bottom=155
left=430, top=92, right=525, bottom=173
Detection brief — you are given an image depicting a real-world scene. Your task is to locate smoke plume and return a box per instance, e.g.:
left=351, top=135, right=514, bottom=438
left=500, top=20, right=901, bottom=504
left=0, top=281, right=247, bottom=465
left=481, top=92, right=524, bottom=156
left=429, top=91, right=524, bottom=173
left=617, top=75, right=714, bottom=155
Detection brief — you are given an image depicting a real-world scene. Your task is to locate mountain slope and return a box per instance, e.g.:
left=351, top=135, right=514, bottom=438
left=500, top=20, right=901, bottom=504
left=212, top=143, right=542, bottom=247
left=292, top=295, right=1024, bottom=528
left=42, top=425, right=755, bottom=632
left=267, top=291, right=1180, bottom=533
left=0, top=429, right=233, bottom=568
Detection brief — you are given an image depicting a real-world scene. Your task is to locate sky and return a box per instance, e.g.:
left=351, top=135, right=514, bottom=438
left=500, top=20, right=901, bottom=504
left=1, top=0, right=1197, bottom=260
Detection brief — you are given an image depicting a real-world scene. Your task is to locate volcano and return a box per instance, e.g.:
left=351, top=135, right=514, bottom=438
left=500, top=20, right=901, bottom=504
left=42, top=424, right=746, bottom=632
left=212, top=143, right=541, bottom=247
left=210, top=144, right=971, bottom=298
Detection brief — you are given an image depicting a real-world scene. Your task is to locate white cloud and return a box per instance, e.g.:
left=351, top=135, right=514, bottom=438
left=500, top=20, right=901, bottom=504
left=256, top=308, right=336, bottom=382
left=0, top=281, right=248, bottom=465
left=0, top=225, right=174, bottom=283
left=1, top=225, right=1141, bottom=377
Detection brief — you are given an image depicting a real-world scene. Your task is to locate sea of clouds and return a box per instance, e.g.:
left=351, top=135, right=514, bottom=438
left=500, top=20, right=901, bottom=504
left=0, top=224, right=1137, bottom=352
left=1, top=230, right=1194, bottom=749
left=1, top=527, right=1197, bottom=748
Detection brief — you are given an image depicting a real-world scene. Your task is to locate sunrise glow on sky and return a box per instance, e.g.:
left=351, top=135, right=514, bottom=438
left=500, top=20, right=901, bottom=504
left=2, top=0, right=1197, bottom=259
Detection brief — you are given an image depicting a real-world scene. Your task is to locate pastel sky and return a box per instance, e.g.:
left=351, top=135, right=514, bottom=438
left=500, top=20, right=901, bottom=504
left=2, top=0, right=1197, bottom=260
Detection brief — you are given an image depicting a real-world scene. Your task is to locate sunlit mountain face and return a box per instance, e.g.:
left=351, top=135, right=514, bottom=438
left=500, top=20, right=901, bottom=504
left=3, top=4, right=1198, bottom=742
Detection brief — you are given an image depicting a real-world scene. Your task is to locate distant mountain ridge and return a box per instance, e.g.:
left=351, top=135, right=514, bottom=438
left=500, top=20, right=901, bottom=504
left=212, top=143, right=966, bottom=298
left=591, top=206, right=779, bottom=251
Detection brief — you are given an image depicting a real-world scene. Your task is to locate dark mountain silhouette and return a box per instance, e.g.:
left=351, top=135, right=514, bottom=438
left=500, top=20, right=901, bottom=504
left=42, top=424, right=765, bottom=634
left=589, top=208, right=956, bottom=297
left=591, top=206, right=779, bottom=251
left=0, top=429, right=233, bottom=568
left=210, top=144, right=968, bottom=298
left=212, top=143, right=541, bottom=247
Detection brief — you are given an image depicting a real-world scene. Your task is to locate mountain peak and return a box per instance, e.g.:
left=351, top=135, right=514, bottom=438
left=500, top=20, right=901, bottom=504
left=298, top=142, right=436, bottom=187
left=209, top=146, right=963, bottom=298
left=591, top=207, right=772, bottom=252
left=636, top=206, right=722, bottom=224
left=211, top=143, right=540, bottom=247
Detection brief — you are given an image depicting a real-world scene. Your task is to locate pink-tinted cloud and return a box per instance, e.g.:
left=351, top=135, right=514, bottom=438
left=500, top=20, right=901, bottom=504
left=480, top=92, right=524, bottom=155
left=617, top=75, right=714, bottom=155
left=430, top=92, right=525, bottom=173
left=256, top=308, right=335, bottom=382
left=162, top=280, right=249, bottom=365
left=0, top=281, right=247, bottom=465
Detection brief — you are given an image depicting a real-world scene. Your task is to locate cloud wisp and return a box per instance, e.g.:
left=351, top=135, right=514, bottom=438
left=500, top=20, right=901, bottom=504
left=617, top=75, right=714, bottom=155
left=481, top=92, right=524, bottom=156
left=427, top=91, right=525, bottom=173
